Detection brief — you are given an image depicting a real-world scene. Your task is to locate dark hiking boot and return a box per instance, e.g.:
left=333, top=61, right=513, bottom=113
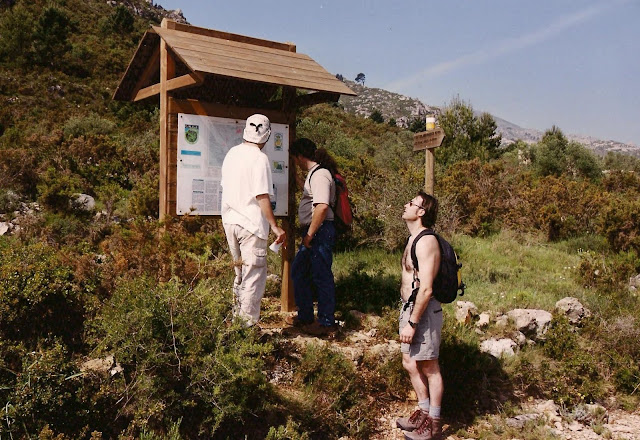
left=403, top=416, right=443, bottom=440
left=396, top=409, right=428, bottom=431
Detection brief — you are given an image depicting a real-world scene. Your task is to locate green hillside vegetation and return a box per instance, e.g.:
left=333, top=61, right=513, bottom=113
left=1, top=1, right=640, bottom=438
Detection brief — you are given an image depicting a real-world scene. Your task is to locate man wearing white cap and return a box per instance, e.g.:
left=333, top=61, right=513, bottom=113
left=221, top=114, right=286, bottom=327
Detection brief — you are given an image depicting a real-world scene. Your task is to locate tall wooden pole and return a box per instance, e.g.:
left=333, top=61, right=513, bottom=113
left=159, top=18, right=175, bottom=221
left=280, top=87, right=297, bottom=312
left=425, top=148, right=435, bottom=196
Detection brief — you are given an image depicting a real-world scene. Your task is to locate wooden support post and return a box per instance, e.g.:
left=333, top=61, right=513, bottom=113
left=159, top=18, right=175, bottom=221
left=281, top=87, right=297, bottom=312
left=425, top=148, right=435, bottom=196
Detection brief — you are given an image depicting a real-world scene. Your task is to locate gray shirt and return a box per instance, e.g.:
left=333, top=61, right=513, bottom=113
left=298, top=165, right=335, bottom=225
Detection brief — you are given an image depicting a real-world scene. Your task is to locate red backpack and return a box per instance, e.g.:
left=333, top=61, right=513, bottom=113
left=310, top=166, right=353, bottom=234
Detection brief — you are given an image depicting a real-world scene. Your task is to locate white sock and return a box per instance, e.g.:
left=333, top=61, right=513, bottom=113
left=429, top=405, right=441, bottom=419
left=418, top=399, right=430, bottom=411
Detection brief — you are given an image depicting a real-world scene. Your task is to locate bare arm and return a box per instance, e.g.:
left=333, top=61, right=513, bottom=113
left=256, top=194, right=286, bottom=244
left=399, top=235, right=440, bottom=343
left=302, top=203, right=329, bottom=248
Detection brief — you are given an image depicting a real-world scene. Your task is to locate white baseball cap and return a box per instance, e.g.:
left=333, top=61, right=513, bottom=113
left=243, top=114, right=271, bottom=144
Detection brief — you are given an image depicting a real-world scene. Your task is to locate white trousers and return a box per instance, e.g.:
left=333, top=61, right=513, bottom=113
left=223, top=223, right=268, bottom=326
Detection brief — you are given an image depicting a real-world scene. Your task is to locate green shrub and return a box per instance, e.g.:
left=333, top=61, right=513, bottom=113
left=32, top=7, right=73, bottom=68
left=507, top=345, right=604, bottom=406
left=371, top=356, right=408, bottom=399
left=265, top=418, right=310, bottom=440
left=0, top=3, right=34, bottom=66
left=542, top=315, right=577, bottom=360
left=92, top=277, right=273, bottom=437
left=613, top=359, right=640, bottom=394
left=63, top=113, right=116, bottom=139
left=128, top=171, right=160, bottom=218
left=294, top=343, right=374, bottom=439
left=37, top=167, right=87, bottom=213
left=0, top=188, right=20, bottom=213
left=98, top=217, right=226, bottom=288
left=377, top=305, right=401, bottom=340
left=602, top=152, right=640, bottom=173
left=599, top=197, right=640, bottom=254
left=0, top=240, right=87, bottom=349
left=102, top=5, right=134, bottom=34
left=2, top=343, right=81, bottom=437
left=577, top=249, right=639, bottom=299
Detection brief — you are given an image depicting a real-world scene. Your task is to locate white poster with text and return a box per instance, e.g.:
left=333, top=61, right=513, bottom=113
left=176, top=113, right=289, bottom=216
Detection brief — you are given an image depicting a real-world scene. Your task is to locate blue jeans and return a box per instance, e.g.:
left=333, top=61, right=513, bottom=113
left=291, top=221, right=336, bottom=326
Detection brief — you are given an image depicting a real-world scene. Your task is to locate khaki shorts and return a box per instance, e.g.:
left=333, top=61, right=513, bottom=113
left=399, top=298, right=443, bottom=361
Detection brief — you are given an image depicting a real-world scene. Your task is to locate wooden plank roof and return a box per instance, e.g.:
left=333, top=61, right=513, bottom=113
left=114, top=22, right=355, bottom=102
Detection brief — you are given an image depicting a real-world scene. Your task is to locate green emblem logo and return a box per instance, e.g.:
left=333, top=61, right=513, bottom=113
left=185, top=124, right=199, bottom=144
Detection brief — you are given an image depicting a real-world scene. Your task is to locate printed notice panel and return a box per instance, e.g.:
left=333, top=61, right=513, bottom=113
left=176, top=114, right=289, bottom=216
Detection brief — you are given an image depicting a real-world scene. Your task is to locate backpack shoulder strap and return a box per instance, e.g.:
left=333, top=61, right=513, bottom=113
left=410, top=229, right=436, bottom=273
left=309, top=165, right=337, bottom=209
left=309, top=164, right=326, bottom=181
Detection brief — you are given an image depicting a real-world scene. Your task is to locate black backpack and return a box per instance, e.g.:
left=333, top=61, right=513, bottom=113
left=405, top=229, right=465, bottom=308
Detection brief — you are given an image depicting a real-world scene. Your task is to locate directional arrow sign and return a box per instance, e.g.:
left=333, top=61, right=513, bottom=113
left=413, top=128, right=445, bottom=151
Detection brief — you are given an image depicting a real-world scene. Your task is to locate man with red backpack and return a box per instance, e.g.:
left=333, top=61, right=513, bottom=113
left=286, top=138, right=340, bottom=336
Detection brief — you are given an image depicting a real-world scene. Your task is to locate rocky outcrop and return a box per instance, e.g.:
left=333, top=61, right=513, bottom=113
left=106, top=0, right=188, bottom=24
left=80, top=355, right=123, bottom=377
left=507, top=308, right=552, bottom=340
left=455, top=301, right=479, bottom=324
left=555, top=297, right=592, bottom=325
left=71, top=193, right=96, bottom=212
left=480, top=338, right=518, bottom=358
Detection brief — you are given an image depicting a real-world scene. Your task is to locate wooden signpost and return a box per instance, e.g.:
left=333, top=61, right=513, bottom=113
left=413, top=126, right=445, bottom=195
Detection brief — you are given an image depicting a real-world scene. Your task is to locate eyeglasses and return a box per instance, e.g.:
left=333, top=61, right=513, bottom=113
left=409, top=201, right=425, bottom=209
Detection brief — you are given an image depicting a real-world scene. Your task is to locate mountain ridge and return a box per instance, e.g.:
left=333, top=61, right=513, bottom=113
left=339, top=80, right=640, bottom=157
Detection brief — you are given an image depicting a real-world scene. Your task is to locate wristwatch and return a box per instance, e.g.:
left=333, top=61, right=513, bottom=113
left=408, top=320, right=417, bottom=329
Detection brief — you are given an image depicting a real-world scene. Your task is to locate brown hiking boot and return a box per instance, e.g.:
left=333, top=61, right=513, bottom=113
left=284, top=315, right=313, bottom=327
left=403, top=416, right=442, bottom=440
left=396, top=409, right=428, bottom=431
left=302, top=321, right=338, bottom=337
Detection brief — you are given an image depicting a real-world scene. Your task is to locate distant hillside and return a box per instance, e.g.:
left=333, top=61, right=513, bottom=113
left=340, top=82, right=640, bottom=157
left=492, top=115, right=640, bottom=157
left=339, top=81, right=438, bottom=128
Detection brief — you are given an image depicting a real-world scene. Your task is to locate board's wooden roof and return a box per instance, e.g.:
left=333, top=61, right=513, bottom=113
left=114, top=22, right=355, bottom=102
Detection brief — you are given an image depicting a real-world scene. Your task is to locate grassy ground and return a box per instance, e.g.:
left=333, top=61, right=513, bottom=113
left=260, top=230, right=640, bottom=439
left=327, top=230, right=594, bottom=313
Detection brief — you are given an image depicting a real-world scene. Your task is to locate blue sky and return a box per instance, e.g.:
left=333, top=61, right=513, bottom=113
left=157, top=0, right=640, bottom=145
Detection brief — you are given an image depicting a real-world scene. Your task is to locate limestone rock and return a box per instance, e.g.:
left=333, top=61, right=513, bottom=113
left=495, top=314, right=509, bottom=328
left=480, top=338, right=517, bottom=358
left=506, top=413, right=540, bottom=429
left=476, top=312, right=491, bottom=329
left=368, top=340, right=401, bottom=363
left=455, top=301, right=478, bottom=324
left=71, top=194, right=95, bottom=212
left=507, top=309, right=552, bottom=340
left=346, top=330, right=373, bottom=345
left=336, top=346, right=365, bottom=364
left=555, top=297, right=591, bottom=325
left=535, top=400, right=561, bottom=423
left=81, top=355, right=123, bottom=377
